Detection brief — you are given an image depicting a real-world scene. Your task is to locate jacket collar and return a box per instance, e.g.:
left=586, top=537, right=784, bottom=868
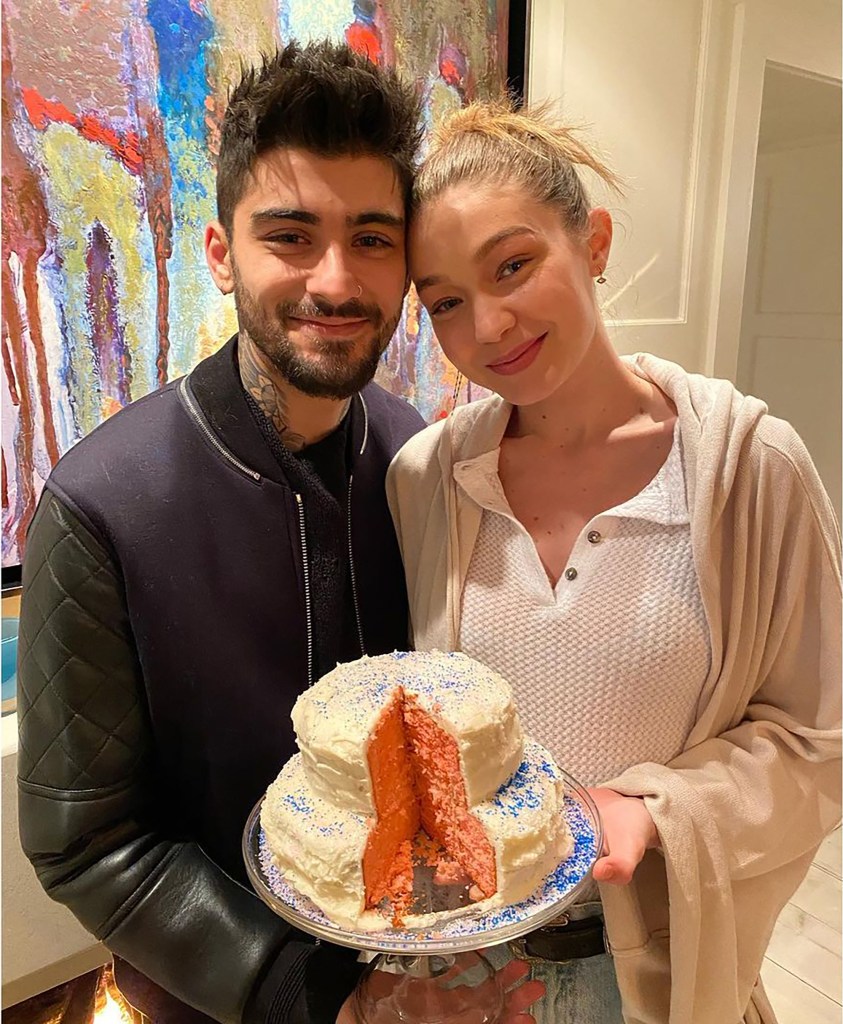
left=186, top=335, right=371, bottom=485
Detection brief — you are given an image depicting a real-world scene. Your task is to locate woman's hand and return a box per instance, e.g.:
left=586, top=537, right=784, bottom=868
left=336, top=956, right=545, bottom=1023
left=587, top=787, right=660, bottom=885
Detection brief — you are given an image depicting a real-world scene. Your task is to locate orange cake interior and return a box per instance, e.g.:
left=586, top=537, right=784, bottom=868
left=362, top=687, right=497, bottom=922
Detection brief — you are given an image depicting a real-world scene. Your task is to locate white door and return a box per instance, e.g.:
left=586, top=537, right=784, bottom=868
left=736, top=66, right=842, bottom=518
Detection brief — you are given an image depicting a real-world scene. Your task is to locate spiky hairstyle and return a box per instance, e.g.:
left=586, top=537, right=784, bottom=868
left=217, top=40, right=423, bottom=232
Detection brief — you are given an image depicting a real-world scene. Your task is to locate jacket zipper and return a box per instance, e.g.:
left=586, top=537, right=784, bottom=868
left=181, top=371, right=363, bottom=682
left=347, top=392, right=369, bottom=658
left=178, top=377, right=260, bottom=482
left=347, top=473, right=366, bottom=658
left=295, top=493, right=314, bottom=688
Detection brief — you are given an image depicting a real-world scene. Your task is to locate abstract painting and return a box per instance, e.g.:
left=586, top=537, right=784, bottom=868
left=2, top=0, right=508, bottom=567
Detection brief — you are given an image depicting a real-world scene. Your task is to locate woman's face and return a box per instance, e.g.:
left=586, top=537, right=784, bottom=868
left=410, top=181, right=611, bottom=406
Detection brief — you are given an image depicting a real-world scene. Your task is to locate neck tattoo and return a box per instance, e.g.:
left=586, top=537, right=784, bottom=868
left=238, top=335, right=307, bottom=452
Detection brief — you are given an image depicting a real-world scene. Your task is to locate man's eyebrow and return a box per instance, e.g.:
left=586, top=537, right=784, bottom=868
left=250, top=208, right=319, bottom=225
left=347, top=211, right=405, bottom=228
left=416, top=227, right=536, bottom=294
left=248, top=209, right=404, bottom=229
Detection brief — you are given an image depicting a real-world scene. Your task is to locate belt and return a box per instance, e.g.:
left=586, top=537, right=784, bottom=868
left=508, top=913, right=609, bottom=964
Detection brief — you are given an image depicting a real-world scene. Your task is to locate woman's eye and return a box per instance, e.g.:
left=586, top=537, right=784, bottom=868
left=499, top=257, right=528, bottom=279
left=430, top=297, right=461, bottom=316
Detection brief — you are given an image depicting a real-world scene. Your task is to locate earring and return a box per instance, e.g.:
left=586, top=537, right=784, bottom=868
left=596, top=270, right=607, bottom=284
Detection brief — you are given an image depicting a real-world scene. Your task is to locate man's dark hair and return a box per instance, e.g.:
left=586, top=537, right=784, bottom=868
left=217, top=40, right=424, bottom=232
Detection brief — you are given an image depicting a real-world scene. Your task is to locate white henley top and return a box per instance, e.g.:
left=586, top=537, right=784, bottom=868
left=457, top=424, right=711, bottom=787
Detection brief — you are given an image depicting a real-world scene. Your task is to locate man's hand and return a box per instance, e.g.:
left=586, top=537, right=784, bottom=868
left=336, top=955, right=545, bottom=1023
left=587, top=787, right=660, bottom=886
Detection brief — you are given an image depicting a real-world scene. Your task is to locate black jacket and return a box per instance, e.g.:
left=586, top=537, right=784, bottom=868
left=16, top=337, right=425, bottom=1023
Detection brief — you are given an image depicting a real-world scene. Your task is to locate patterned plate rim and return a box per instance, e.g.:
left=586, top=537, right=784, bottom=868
left=243, top=768, right=602, bottom=954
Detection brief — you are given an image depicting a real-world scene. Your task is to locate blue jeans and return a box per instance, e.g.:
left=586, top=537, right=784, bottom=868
left=486, top=906, right=624, bottom=1024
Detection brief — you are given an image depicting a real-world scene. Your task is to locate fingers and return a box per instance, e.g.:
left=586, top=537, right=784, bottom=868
left=490, top=952, right=545, bottom=1020
left=587, top=787, right=655, bottom=885
left=505, top=979, right=546, bottom=1014
left=592, top=832, right=646, bottom=885
left=498, top=956, right=530, bottom=988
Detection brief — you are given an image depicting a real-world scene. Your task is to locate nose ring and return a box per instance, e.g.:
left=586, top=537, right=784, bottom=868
left=355, top=284, right=363, bottom=298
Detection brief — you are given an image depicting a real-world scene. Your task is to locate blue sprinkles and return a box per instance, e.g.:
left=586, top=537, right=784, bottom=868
left=537, top=758, right=560, bottom=781
left=256, top=795, right=597, bottom=946
left=492, top=758, right=548, bottom=817
left=281, top=792, right=312, bottom=814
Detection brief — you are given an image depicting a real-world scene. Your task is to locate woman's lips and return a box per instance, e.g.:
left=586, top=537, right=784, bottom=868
left=487, top=334, right=546, bottom=376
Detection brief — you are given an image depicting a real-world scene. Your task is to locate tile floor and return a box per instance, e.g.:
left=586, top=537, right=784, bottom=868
left=761, top=826, right=842, bottom=1023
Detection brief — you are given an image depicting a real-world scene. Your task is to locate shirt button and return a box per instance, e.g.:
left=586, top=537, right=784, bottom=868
left=587, top=530, right=602, bottom=544
left=564, top=567, right=578, bottom=581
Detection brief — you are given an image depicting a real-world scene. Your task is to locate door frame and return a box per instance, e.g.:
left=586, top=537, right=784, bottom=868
left=706, top=0, right=842, bottom=380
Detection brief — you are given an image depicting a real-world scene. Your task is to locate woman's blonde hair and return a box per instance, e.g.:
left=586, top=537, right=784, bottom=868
left=413, top=100, right=622, bottom=235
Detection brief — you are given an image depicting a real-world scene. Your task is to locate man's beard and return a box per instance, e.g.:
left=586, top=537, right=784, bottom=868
left=232, top=269, right=400, bottom=400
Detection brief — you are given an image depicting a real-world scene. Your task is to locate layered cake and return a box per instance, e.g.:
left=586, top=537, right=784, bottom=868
left=261, top=651, right=573, bottom=930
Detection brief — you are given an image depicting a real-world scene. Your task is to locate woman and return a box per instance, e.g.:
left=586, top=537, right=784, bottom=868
left=387, top=101, right=841, bottom=1023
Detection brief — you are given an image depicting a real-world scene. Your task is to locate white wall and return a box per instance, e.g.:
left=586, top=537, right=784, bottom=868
left=528, top=0, right=731, bottom=370
left=527, top=0, right=842, bottom=380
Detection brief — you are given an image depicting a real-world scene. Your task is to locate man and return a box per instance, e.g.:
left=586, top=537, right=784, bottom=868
left=17, top=41, right=425, bottom=1023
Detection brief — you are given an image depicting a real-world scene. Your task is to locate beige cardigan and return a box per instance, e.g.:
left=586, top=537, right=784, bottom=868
left=386, top=354, right=842, bottom=1024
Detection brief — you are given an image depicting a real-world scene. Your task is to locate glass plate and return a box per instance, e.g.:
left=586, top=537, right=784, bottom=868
left=243, top=769, right=602, bottom=955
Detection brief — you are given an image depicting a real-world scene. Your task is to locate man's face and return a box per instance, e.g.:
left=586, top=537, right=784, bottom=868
left=215, top=148, right=408, bottom=399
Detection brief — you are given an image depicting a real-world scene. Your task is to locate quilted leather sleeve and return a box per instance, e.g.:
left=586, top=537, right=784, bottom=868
left=17, top=492, right=145, bottom=790
left=16, top=491, right=338, bottom=1024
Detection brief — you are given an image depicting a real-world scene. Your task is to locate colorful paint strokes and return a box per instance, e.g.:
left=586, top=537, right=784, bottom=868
left=1, top=0, right=506, bottom=566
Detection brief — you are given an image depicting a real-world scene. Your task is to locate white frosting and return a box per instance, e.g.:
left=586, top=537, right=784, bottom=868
left=262, top=756, right=370, bottom=928
left=292, top=651, right=524, bottom=813
left=261, top=739, right=573, bottom=931
left=475, top=740, right=574, bottom=909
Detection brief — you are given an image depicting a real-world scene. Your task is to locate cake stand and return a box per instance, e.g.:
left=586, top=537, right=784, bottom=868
left=243, top=771, right=602, bottom=1023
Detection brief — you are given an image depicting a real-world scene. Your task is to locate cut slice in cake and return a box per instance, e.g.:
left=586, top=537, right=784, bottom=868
left=361, top=689, right=419, bottom=917
left=401, top=692, right=497, bottom=901
left=359, top=687, right=499, bottom=922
